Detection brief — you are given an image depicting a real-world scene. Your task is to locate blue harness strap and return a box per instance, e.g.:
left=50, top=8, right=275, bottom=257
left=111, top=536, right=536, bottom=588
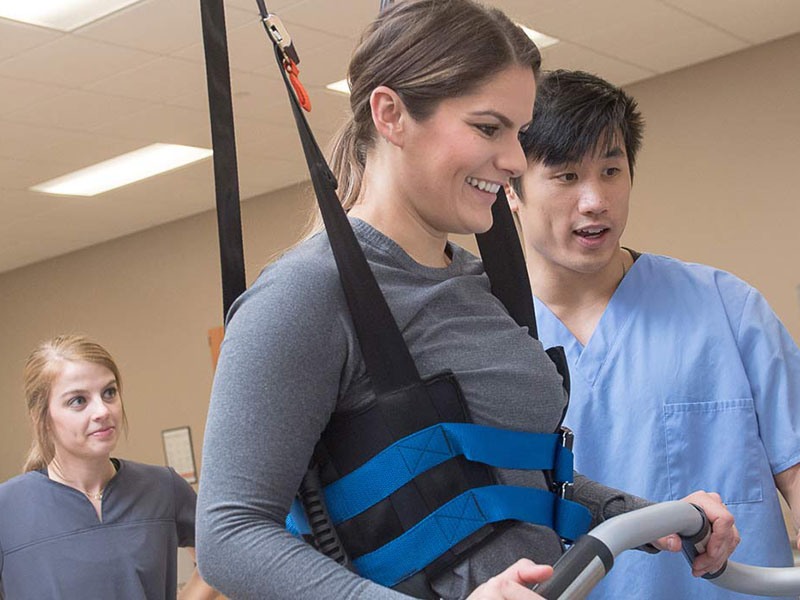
left=323, top=423, right=573, bottom=523
left=285, top=421, right=589, bottom=579
left=352, top=485, right=591, bottom=587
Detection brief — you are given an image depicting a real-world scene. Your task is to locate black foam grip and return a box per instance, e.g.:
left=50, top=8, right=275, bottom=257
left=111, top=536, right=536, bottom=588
left=532, top=535, right=613, bottom=599
left=680, top=504, right=728, bottom=580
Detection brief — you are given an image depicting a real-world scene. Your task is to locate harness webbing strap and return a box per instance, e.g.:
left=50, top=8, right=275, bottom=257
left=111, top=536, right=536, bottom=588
left=271, top=44, right=423, bottom=395
left=200, top=0, right=246, bottom=319
left=352, top=485, right=592, bottom=586
left=321, top=423, right=573, bottom=524
left=476, top=188, right=538, bottom=339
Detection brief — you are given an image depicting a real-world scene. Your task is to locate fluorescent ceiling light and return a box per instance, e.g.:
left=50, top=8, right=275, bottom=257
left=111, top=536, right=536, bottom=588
left=31, top=144, right=213, bottom=197
left=0, top=0, right=143, bottom=32
left=326, top=79, right=351, bottom=96
left=519, top=25, right=559, bottom=49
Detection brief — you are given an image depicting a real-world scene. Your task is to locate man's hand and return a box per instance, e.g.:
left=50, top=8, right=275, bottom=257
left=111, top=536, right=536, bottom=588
left=652, top=490, right=739, bottom=577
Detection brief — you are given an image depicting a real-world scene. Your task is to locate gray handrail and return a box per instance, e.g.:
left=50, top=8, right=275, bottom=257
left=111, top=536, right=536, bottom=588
left=533, top=501, right=800, bottom=599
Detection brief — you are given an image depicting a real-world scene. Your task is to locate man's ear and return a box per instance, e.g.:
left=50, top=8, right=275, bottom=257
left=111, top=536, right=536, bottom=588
left=370, top=85, right=406, bottom=146
left=505, top=183, right=521, bottom=213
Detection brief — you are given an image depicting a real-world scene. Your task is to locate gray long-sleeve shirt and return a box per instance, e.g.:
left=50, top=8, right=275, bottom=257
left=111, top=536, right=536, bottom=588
left=196, top=219, right=648, bottom=599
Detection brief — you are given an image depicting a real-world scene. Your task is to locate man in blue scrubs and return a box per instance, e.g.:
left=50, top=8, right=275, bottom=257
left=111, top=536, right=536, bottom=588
left=509, top=69, right=800, bottom=599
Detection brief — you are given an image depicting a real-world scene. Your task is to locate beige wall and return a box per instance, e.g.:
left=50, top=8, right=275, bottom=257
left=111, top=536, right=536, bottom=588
left=623, top=33, right=800, bottom=342
left=1, top=34, right=798, bottom=493
left=0, top=184, right=314, bottom=482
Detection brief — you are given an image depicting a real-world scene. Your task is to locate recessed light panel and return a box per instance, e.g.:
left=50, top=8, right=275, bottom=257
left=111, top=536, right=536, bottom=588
left=519, top=25, right=559, bottom=49
left=31, top=144, right=213, bottom=197
left=0, top=0, right=143, bottom=32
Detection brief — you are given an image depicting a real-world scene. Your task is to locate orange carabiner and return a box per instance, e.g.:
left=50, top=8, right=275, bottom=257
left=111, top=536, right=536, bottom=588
left=284, top=58, right=311, bottom=112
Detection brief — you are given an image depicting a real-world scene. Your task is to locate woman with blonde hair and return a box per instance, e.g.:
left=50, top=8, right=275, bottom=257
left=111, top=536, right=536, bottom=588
left=0, top=334, right=218, bottom=599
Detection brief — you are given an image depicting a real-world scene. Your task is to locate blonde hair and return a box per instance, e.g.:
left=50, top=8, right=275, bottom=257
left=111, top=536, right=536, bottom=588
left=22, top=334, right=127, bottom=472
left=303, top=0, right=541, bottom=236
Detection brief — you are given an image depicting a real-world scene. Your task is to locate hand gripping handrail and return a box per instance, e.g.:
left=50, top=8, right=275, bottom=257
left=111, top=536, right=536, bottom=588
left=533, top=501, right=800, bottom=599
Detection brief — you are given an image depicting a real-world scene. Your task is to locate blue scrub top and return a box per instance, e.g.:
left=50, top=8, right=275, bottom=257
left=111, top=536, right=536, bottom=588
left=536, top=253, right=800, bottom=600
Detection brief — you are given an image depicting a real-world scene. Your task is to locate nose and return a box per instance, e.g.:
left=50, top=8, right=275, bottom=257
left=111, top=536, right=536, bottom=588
left=90, top=396, right=111, bottom=420
left=577, top=181, right=608, bottom=215
left=498, top=135, right=528, bottom=180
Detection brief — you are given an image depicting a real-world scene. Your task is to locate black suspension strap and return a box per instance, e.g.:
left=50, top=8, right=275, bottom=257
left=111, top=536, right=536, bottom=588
left=200, top=0, right=246, bottom=320
left=257, top=1, right=424, bottom=395
left=475, top=188, right=538, bottom=338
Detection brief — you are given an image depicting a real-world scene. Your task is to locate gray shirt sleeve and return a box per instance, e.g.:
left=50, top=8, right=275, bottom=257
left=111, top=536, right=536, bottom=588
left=196, top=259, right=411, bottom=600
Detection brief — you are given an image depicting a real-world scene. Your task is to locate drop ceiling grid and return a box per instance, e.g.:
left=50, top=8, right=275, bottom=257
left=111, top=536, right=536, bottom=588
left=0, top=0, right=798, bottom=275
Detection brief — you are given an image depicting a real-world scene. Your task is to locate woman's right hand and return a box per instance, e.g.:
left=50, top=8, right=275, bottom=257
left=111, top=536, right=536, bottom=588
left=466, top=559, right=553, bottom=599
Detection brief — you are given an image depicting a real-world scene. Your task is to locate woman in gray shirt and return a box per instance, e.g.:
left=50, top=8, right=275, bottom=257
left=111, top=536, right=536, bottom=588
left=195, top=1, right=737, bottom=599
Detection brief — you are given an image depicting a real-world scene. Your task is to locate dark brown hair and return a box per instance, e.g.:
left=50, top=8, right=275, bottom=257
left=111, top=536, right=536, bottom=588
left=308, top=0, right=541, bottom=232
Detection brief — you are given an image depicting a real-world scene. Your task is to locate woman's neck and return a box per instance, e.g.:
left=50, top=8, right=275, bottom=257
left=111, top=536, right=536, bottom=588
left=350, top=160, right=451, bottom=268
left=48, top=454, right=116, bottom=495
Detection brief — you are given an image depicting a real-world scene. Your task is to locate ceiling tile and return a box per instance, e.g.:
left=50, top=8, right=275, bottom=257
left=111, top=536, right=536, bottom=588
left=0, top=189, right=57, bottom=222
left=229, top=72, right=288, bottom=123
left=0, top=156, right=75, bottom=190
left=586, top=20, right=747, bottom=73
left=168, top=6, right=261, bottom=64
left=540, top=42, right=655, bottom=86
left=85, top=56, right=208, bottom=103
left=6, top=90, right=156, bottom=131
left=532, top=0, right=746, bottom=73
left=0, top=76, right=69, bottom=116
left=0, top=0, right=799, bottom=274
left=225, top=0, right=307, bottom=11
left=93, top=165, right=216, bottom=223
left=662, top=0, right=800, bottom=43
left=92, top=104, right=213, bottom=147
left=237, top=155, right=309, bottom=200
left=0, top=36, right=156, bottom=87
left=36, top=134, right=155, bottom=173
left=0, top=18, right=62, bottom=61
left=0, top=120, right=81, bottom=162
left=234, top=120, right=304, bottom=159
left=76, top=0, right=203, bottom=55
left=280, top=0, right=378, bottom=40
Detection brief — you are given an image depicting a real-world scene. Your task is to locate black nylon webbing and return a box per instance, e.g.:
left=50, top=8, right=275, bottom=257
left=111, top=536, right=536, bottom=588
left=200, top=0, right=246, bottom=320
left=476, top=188, right=538, bottom=339
left=271, top=43, right=423, bottom=394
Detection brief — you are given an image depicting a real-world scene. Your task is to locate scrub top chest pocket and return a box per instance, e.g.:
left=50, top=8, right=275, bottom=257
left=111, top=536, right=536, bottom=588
left=663, top=397, right=765, bottom=505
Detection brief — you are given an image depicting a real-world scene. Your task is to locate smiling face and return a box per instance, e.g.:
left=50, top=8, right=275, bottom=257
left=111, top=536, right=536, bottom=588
left=47, top=360, right=122, bottom=464
left=513, top=134, right=632, bottom=277
left=394, top=64, right=536, bottom=236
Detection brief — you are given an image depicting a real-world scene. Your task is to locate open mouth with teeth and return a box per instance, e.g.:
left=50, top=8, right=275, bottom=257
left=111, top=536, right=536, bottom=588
left=574, top=227, right=609, bottom=239
left=466, top=176, right=501, bottom=195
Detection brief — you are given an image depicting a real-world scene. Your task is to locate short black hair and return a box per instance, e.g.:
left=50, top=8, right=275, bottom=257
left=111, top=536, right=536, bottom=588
left=514, top=70, right=644, bottom=196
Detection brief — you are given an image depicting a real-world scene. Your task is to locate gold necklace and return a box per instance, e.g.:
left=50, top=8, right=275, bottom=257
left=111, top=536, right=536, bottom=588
left=49, top=458, right=110, bottom=501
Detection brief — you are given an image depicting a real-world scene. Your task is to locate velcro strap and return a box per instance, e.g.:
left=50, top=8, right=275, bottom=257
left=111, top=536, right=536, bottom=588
left=323, top=423, right=573, bottom=523
left=352, top=485, right=591, bottom=586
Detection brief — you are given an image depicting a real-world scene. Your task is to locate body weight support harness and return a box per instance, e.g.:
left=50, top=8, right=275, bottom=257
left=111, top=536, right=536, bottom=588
left=201, top=1, right=591, bottom=596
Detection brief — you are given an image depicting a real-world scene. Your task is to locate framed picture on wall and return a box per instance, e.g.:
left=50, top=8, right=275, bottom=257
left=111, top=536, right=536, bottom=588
left=161, top=426, right=198, bottom=484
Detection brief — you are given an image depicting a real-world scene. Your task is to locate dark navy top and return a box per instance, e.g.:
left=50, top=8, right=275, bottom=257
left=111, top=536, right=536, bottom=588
left=0, top=459, right=196, bottom=599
